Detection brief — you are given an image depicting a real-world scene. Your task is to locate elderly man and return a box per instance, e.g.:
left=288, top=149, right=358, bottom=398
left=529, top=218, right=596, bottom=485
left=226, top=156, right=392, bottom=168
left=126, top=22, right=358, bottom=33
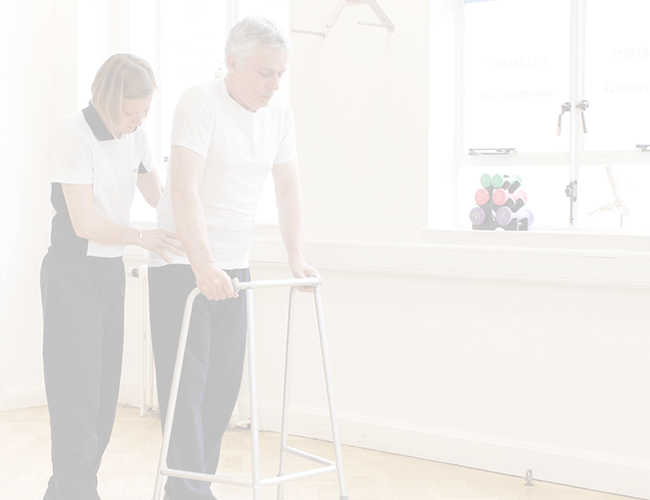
left=148, top=17, right=318, bottom=500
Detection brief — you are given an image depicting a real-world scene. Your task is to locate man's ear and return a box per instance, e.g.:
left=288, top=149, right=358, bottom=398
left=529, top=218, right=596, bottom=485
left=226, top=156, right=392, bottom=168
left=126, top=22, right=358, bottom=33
left=226, top=53, right=237, bottom=74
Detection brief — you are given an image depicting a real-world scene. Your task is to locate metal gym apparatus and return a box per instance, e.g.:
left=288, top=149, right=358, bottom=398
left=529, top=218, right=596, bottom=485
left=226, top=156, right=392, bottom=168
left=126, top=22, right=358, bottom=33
left=153, top=276, right=349, bottom=500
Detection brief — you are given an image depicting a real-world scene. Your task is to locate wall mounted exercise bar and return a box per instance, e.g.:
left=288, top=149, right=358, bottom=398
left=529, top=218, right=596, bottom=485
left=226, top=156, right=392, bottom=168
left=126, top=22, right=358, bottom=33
left=292, top=0, right=395, bottom=39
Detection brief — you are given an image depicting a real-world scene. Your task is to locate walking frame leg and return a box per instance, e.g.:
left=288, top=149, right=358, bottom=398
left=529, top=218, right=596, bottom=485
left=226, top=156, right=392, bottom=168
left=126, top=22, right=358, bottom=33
left=247, top=288, right=262, bottom=500
left=276, top=287, right=298, bottom=500
left=153, top=288, right=202, bottom=500
left=313, top=284, right=349, bottom=500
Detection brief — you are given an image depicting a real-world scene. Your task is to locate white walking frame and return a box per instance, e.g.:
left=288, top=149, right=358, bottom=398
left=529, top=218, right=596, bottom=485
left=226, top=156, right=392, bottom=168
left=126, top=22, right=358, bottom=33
left=152, top=276, right=349, bottom=500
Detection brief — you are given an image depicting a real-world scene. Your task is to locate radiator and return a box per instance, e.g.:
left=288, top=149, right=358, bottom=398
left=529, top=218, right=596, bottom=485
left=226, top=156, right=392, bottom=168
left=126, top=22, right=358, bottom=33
left=126, top=264, right=158, bottom=416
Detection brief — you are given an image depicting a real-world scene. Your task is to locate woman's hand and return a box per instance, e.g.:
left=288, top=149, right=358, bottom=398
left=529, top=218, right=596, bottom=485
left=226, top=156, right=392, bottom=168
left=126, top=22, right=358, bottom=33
left=138, top=229, right=184, bottom=263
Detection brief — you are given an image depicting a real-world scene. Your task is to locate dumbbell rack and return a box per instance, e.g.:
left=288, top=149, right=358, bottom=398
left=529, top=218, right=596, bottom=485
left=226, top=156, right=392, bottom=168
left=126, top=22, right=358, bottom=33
left=470, top=173, right=533, bottom=231
left=152, top=276, right=349, bottom=500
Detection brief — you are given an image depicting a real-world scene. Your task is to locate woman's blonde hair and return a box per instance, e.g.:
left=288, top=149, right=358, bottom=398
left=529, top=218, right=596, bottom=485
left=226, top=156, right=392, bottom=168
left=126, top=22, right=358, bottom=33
left=91, top=53, right=157, bottom=131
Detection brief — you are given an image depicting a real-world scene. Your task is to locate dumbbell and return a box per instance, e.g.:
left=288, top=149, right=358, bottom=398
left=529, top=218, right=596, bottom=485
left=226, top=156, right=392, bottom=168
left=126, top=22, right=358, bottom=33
left=492, top=188, right=512, bottom=206
left=480, top=173, right=493, bottom=189
left=496, top=206, right=534, bottom=227
left=493, top=189, right=527, bottom=212
left=475, top=188, right=491, bottom=207
left=512, top=190, right=528, bottom=203
left=501, top=175, right=522, bottom=193
left=490, top=174, right=504, bottom=189
left=509, top=190, right=527, bottom=212
left=469, top=206, right=487, bottom=225
left=474, top=189, right=496, bottom=221
left=470, top=208, right=499, bottom=230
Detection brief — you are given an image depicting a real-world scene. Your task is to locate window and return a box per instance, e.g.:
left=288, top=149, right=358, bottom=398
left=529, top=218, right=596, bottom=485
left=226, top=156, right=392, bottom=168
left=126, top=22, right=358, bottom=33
left=432, top=0, right=650, bottom=233
left=128, top=0, right=229, bottom=223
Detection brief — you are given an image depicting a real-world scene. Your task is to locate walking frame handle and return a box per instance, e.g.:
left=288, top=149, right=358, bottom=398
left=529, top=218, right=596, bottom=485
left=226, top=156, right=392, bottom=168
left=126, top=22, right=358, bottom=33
left=181, top=275, right=320, bottom=308
left=230, top=274, right=320, bottom=294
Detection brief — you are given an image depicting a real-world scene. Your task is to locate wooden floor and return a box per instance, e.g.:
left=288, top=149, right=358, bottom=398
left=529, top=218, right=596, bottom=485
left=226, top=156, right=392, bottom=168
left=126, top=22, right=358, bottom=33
left=0, top=405, right=635, bottom=500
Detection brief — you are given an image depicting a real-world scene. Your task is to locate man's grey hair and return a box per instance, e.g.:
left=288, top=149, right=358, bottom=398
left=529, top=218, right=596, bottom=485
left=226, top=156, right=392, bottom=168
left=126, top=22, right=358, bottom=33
left=225, top=17, right=292, bottom=63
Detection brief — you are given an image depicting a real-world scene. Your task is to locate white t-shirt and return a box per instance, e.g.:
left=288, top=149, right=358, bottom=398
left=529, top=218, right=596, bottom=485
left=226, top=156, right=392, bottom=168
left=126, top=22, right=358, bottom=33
left=48, top=104, right=154, bottom=258
left=150, top=79, right=298, bottom=269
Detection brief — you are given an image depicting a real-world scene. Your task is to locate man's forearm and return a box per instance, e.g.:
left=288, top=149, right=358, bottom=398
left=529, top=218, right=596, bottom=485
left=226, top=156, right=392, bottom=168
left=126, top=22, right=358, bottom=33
left=172, top=189, right=213, bottom=273
left=277, top=190, right=306, bottom=263
left=276, top=187, right=320, bottom=287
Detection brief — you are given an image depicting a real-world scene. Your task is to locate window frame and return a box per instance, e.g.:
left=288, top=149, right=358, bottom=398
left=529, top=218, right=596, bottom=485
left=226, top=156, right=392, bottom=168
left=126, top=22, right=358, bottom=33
left=453, top=0, right=650, bottom=232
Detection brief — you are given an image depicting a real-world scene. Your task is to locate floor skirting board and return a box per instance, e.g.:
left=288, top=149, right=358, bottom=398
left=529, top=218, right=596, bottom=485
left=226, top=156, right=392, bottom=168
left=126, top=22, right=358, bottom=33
left=4, top=385, right=647, bottom=498
left=117, top=382, right=141, bottom=408
left=3, top=382, right=141, bottom=412
left=2, top=385, right=47, bottom=411
left=237, top=401, right=650, bottom=500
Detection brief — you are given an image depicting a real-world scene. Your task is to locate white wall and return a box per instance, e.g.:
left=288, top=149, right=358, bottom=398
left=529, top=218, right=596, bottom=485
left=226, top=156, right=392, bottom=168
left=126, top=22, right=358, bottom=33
left=0, top=0, right=129, bottom=411
left=0, top=0, right=77, bottom=410
left=244, top=235, right=650, bottom=499
left=288, top=0, right=429, bottom=242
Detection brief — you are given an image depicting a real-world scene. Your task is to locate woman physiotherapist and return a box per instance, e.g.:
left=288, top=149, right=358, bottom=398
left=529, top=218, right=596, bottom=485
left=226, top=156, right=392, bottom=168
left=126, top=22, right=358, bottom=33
left=40, top=53, right=182, bottom=500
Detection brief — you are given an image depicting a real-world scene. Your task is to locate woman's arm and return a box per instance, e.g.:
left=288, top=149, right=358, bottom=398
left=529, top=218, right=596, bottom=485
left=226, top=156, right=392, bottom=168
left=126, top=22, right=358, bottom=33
left=62, top=183, right=183, bottom=262
left=137, top=169, right=164, bottom=208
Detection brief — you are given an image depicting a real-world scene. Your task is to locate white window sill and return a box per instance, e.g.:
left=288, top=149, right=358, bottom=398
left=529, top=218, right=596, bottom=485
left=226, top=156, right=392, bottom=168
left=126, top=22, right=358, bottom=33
left=250, top=225, right=650, bottom=289
left=419, top=227, right=650, bottom=252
